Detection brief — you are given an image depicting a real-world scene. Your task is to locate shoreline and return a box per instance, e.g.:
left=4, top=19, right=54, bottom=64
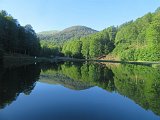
left=55, top=57, right=160, bottom=66
left=2, top=55, right=160, bottom=68
left=3, top=55, right=56, bottom=68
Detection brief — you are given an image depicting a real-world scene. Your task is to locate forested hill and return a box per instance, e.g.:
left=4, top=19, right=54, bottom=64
left=1, top=8, right=160, bottom=61
left=37, top=26, right=98, bottom=44
left=38, top=30, right=59, bottom=36
left=112, top=7, right=160, bottom=61
left=61, top=7, right=160, bottom=61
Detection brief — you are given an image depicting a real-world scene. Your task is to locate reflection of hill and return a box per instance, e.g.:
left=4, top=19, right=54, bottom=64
left=0, top=64, right=41, bottom=109
left=40, top=62, right=115, bottom=91
left=40, top=72, right=93, bottom=90
left=42, top=62, right=160, bottom=116
left=40, top=62, right=115, bottom=92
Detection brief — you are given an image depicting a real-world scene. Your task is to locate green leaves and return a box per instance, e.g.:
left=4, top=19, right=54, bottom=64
left=0, top=10, right=40, bottom=56
left=61, top=26, right=116, bottom=59
left=62, top=40, right=82, bottom=58
left=113, top=8, right=160, bottom=61
left=37, top=26, right=98, bottom=45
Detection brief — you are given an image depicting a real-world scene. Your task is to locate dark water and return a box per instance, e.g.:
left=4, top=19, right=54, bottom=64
left=0, top=62, right=160, bottom=120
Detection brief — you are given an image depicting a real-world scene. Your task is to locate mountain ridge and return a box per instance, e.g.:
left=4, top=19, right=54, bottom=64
left=38, top=30, right=59, bottom=35
left=37, top=25, right=98, bottom=44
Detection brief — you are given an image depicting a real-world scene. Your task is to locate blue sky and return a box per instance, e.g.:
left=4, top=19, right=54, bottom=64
left=0, top=0, right=160, bottom=32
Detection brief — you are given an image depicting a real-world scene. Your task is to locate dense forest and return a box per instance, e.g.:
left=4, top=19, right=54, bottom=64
left=62, top=26, right=117, bottom=58
left=41, top=7, right=160, bottom=61
left=38, top=26, right=98, bottom=45
left=0, top=10, right=41, bottom=58
left=113, top=8, right=160, bottom=61
left=1, top=8, right=160, bottom=61
left=60, top=8, right=160, bottom=61
left=38, top=25, right=116, bottom=58
left=38, top=26, right=98, bottom=57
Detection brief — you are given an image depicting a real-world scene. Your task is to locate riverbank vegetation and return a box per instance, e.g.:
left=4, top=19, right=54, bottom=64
left=39, top=7, right=160, bottom=61
left=61, top=8, right=160, bottom=61
left=1, top=8, right=160, bottom=62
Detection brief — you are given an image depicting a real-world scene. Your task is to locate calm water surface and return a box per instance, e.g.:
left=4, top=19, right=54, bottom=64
left=0, top=62, right=160, bottom=120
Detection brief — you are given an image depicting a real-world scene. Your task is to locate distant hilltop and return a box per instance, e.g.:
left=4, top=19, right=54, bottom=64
left=37, top=25, right=98, bottom=44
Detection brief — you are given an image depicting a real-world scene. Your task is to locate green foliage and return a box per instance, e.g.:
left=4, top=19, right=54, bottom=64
left=62, top=39, right=83, bottom=58
left=62, top=26, right=116, bottom=59
left=40, top=40, right=62, bottom=57
left=89, top=37, right=102, bottom=58
left=0, top=10, right=40, bottom=56
left=111, top=64, right=160, bottom=115
left=81, top=37, right=90, bottom=59
left=38, top=7, right=160, bottom=61
left=38, top=26, right=98, bottom=58
left=58, top=10, right=160, bottom=61
left=113, top=9, right=160, bottom=61
left=37, top=26, right=98, bottom=45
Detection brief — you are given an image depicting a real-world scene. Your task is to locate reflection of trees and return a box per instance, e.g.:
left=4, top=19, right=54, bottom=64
left=1, top=61, right=159, bottom=116
left=111, top=64, right=160, bottom=115
left=0, top=64, right=41, bottom=109
left=41, top=62, right=115, bottom=91
left=60, top=62, right=115, bottom=91
left=42, top=62, right=160, bottom=116
left=41, top=62, right=64, bottom=72
left=40, top=62, right=93, bottom=90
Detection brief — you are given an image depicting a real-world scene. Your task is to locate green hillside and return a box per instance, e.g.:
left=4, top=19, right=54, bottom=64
left=38, top=30, right=59, bottom=35
left=37, top=25, right=98, bottom=44
left=62, top=26, right=117, bottom=58
left=112, top=8, right=160, bottom=61
left=38, top=26, right=98, bottom=57
left=61, top=7, right=160, bottom=61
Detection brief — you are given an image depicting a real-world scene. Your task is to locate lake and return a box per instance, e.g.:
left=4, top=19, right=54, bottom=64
left=0, top=62, right=160, bottom=120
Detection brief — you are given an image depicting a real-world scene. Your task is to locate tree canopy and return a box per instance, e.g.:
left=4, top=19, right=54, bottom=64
left=113, top=9, right=160, bottom=61
left=0, top=10, right=41, bottom=57
left=62, top=26, right=116, bottom=59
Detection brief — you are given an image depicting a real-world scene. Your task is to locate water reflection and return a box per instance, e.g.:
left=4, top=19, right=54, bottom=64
left=0, top=64, right=41, bottom=109
left=0, top=62, right=160, bottom=119
left=112, top=64, right=160, bottom=115
left=40, top=62, right=160, bottom=116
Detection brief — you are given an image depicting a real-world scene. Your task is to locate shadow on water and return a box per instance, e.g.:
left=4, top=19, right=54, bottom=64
left=0, top=63, right=41, bottom=109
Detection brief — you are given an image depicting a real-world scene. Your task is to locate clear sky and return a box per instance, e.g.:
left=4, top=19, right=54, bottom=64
left=0, top=0, right=160, bottom=32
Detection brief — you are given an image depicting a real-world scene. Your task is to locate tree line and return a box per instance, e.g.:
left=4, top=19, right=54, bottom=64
left=1, top=7, right=160, bottom=61
left=113, top=7, right=160, bottom=61
left=61, top=7, right=160, bottom=61
left=62, top=26, right=117, bottom=59
left=0, top=10, right=41, bottom=58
